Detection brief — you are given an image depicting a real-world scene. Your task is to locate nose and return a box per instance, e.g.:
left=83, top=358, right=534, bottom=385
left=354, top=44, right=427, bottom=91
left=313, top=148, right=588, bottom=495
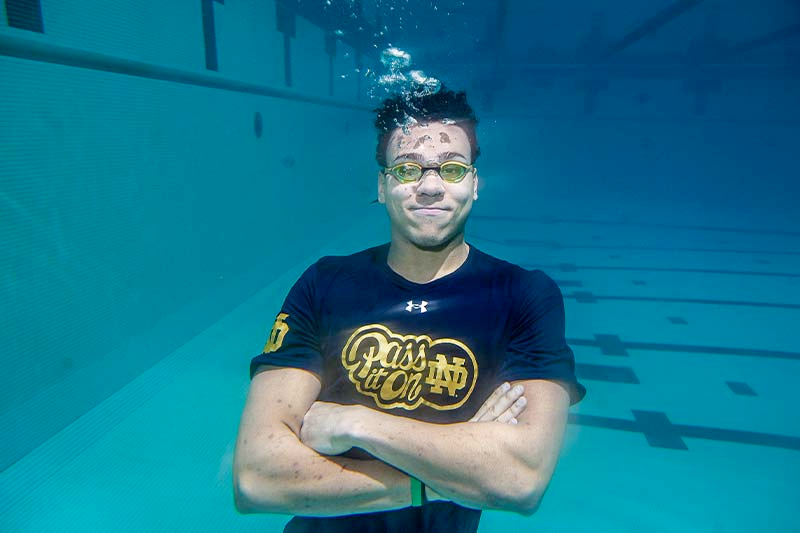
left=415, top=168, right=446, bottom=196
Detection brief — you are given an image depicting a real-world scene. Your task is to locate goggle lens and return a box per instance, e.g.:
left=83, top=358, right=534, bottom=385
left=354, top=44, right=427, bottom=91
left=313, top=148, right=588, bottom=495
left=386, top=161, right=472, bottom=183
left=439, top=162, right=468, bottom=181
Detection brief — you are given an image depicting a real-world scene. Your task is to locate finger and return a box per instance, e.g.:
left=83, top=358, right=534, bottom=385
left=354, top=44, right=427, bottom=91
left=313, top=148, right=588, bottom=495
left=509, top=395, right=527, bottom=418
left=470, top=382, right=510, bottom=421
left=475, top=384, right=525, bottom=422
left=472, top=382, right=519, bottom=421
left=495, top=396, right=527, bottom=424
left=488, top=385, right=525, bottom=421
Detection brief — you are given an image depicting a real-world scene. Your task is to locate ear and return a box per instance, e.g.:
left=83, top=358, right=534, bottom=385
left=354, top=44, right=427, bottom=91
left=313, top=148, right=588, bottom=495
left=377, top=171, right=386, bottom=204
left=472, top=168, right=479, bottom=200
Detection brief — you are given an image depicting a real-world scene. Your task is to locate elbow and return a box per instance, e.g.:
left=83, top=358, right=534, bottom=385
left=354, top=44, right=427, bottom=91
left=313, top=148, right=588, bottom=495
left=514, top=493, right=543, bottom=517
left=233, top=468, right=284, bottom=515
left=487, top=473, right=545, bottom=516
left=508, top=485, right=544, bottom=517
left=234, top=493, right=253, bottom=515
left=233, top=469, right=257, bottom=514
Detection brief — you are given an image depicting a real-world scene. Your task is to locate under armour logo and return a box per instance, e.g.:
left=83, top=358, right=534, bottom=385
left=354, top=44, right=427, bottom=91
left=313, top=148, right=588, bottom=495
left=406, top=300, right=428, bottom=313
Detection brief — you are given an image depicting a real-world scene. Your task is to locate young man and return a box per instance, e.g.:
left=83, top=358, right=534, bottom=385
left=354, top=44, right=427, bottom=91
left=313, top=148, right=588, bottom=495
left=233, top=88, right=586, bottom=532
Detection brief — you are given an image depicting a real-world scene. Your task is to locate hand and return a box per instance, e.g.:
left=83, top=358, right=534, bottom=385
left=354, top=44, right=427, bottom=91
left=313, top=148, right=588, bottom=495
left=469, top=382, right=527, bottom=424
left=429, top=384, right=525, bottom=506
left=300, top=401, right=357, bottom=456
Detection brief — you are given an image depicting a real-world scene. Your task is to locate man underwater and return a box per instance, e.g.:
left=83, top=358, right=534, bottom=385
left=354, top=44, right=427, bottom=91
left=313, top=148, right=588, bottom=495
left=233, top=87, right=586, bottom=532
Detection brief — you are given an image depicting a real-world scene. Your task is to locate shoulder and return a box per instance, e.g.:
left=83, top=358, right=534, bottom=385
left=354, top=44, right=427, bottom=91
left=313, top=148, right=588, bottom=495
left=469, top=245, right=558, bottom=293
left=300, top=243, right=387, bottom=286
left=314, top=243, right=385, bottom=272
left=283, top=244, right=387, bottom=312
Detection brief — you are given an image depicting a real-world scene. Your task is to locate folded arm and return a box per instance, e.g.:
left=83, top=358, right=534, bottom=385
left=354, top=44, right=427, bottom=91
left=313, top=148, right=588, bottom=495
left=301, top=379, right=572, bottom=515
left=233, top=366, right=530, bottom=516
left=233, top=365, right=413, bottom=516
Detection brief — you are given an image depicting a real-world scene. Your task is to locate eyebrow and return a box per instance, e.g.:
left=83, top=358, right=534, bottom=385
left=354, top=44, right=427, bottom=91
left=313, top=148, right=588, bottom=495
left=391, top=151, right=469, bottom=164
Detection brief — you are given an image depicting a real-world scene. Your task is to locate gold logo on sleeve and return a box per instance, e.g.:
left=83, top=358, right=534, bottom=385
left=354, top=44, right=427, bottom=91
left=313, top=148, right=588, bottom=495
left=263, top=312, right=290, bottom=353
left=341, top=324, right=478, bottom=410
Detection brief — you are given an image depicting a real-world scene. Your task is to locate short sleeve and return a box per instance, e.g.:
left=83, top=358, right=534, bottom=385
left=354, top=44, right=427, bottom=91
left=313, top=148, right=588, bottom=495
left=249, top=263, right=323, bottom=379
left=498, top=270, right=586, bottom=406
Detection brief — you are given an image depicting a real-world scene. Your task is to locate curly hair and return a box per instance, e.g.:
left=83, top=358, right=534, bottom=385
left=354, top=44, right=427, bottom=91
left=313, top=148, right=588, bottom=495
left=373, top=86, right=480, bottom=167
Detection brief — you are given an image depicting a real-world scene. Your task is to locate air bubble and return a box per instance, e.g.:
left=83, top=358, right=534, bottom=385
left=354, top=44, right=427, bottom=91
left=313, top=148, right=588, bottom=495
left=368, top=46, right=443, bottom=127
left=380, top=47, right=412, bottom=70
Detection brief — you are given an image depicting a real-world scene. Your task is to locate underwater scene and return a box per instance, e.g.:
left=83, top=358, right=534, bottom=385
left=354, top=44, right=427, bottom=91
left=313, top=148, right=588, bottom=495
left=1, top=1, right=798, bottom=531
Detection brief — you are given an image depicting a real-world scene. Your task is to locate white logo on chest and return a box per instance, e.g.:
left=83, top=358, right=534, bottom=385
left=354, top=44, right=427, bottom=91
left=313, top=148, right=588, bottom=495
left=405, top=300, right=428, bottom=313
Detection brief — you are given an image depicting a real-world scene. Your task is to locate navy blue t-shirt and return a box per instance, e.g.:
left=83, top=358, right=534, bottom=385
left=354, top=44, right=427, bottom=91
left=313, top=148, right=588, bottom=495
left=250, top=243, right=586, bottom=532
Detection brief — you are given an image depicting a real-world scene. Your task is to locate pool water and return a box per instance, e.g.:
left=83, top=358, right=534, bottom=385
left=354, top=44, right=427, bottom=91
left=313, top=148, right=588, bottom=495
left=1, top=1, right=798, bottom=531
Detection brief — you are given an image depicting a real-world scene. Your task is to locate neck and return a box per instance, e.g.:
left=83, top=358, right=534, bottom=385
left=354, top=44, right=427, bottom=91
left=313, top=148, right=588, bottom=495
left=386, top=235, right=470, bottom=284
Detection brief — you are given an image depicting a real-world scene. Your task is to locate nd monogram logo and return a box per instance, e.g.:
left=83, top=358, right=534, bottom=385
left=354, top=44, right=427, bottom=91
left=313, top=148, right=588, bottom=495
left=341, top=324, right=478, bottom=411
left=263, top=312, right=290, bottom=354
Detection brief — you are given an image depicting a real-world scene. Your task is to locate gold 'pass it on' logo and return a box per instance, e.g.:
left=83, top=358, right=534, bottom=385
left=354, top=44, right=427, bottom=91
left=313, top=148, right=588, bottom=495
left=263, top=312, right=290, bottom=353
left=341, top=324, right=478, bottom=411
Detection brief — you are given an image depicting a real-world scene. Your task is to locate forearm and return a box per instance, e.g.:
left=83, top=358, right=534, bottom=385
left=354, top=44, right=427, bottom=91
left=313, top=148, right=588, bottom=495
left=235, top=431, right=412, bottom=517
left=347, top=409, right=540, bottom=512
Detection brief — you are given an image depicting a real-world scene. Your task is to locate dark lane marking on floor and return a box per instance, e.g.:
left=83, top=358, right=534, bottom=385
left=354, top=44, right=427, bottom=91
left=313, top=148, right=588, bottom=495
left=553, top=279, right=584, bottom=287
left=569, top=335, right=800, bottom=361
left=573, top=291, right=598, bottom=303
left=564, top=291, right=800, bottom=310
left=569, top=412, right=800, bottom=451
left=590, top=334, right=629, bottom=356
left=470, top=234, right=800, bottom=256
left=518, top=241, right=800, bottom=256
left=576, top=363, right=639, bottom=384
left=727, top=381, right=758, bottom=396
left=532, top=263, right=800, bottom=279
left=470, top=215, right=800, bottom=238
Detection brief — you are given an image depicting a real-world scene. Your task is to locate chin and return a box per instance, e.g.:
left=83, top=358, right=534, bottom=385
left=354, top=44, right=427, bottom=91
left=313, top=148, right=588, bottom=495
left=413, top=240, right=451, bottom=252
left=409, top=232, right=458, bottom=251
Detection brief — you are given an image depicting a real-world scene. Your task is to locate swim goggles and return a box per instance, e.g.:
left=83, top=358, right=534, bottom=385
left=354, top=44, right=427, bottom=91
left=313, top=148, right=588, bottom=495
left=383, top=161, right=474, bottom=183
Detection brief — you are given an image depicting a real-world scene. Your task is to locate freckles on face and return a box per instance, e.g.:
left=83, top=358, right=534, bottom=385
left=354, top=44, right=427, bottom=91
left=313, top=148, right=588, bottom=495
left=381, top=123, right=477, bottom=248
left=412, top=135, right=432, bottom=149
left=387, top=123, right=471, bottom=164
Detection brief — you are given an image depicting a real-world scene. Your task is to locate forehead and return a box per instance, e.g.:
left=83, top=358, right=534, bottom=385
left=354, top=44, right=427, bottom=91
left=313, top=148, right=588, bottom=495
left=386, top=122, right=471, bottom=162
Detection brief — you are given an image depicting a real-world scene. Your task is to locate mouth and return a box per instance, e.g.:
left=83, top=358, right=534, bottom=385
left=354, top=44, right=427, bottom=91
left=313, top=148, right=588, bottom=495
left=411, top=207, right=450, bottom=216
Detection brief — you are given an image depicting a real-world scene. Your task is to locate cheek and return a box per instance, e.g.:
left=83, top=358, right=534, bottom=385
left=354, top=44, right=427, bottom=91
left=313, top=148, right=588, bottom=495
left=389, top=185, right=413, bottom=200
left=454, top=185, right=475, bottom=203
